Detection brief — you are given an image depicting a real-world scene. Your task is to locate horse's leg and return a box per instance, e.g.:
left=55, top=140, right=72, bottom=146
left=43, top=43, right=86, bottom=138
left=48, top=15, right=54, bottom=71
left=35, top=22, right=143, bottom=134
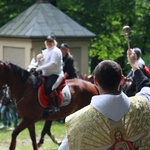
left=9, top=119, right=36, bottom=150
left=38, top=120, right=61, bottom=147
left=38, top=120, right=52, bottom=147
left=28, top=123, right=38, bottom=150
left=45, top=121, right=61, bottom=145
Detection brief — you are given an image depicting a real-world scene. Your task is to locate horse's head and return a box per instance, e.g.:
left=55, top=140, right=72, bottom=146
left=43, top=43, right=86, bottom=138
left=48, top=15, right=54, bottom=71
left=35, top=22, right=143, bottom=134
left=79, top=73, right=94, bottom=84
left=0, top=61, right=31, bottom=89
left=87, top=75, right=94, bottom=84
left=27, top=58, right=37, bottom=72
left=0, top=61, right=10, bottom=88
left=79, top=73, right=88, bottom=80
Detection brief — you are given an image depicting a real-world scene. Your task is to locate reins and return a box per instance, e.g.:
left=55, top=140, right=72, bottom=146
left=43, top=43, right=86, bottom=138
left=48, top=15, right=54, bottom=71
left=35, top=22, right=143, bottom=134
left=0, top=61, right=35, bottom=106
left=14, top=89, right=34, bottom=106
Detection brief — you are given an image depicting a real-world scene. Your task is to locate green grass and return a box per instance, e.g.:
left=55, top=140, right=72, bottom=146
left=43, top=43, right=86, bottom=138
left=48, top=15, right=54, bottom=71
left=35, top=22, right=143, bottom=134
left=0, top=119, right=66, bottom=150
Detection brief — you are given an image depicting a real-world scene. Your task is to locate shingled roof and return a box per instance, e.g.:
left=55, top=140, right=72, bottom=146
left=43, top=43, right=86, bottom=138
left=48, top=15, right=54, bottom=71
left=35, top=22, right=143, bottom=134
left=0, top=0, right=95, bottom=38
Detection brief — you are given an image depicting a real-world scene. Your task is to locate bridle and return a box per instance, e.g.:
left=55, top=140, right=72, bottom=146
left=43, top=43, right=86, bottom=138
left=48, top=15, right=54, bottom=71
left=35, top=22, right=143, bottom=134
left=0, top=61, right=35, bottom=106
left=14, top=90, right=34, bottom=106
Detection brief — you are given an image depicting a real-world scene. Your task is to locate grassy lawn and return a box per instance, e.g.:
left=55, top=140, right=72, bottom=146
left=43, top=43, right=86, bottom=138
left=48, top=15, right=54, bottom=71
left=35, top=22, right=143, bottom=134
left=0, top=119, right=66, bottom=150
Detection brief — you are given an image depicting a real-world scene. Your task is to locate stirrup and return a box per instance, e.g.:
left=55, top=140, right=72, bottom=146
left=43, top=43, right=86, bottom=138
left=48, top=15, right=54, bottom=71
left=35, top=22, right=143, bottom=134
left=53, top=107, right=60, bottom=113
left=47, top=107, right=60, bottom=113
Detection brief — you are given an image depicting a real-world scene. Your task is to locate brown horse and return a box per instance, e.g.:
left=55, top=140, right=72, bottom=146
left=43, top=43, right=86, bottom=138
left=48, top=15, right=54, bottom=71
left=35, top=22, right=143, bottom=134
left=37, top=73, right=95, bottom=147
left=79, top=73, right=94, bottom=83
left=0, top=61, right=99, bottom=150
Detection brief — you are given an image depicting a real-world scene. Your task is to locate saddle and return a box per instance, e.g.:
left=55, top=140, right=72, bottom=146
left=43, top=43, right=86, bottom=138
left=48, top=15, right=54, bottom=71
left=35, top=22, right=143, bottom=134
left=38, top=77, right=66, bottom=108
left=28, top=74, right=71, bottom=108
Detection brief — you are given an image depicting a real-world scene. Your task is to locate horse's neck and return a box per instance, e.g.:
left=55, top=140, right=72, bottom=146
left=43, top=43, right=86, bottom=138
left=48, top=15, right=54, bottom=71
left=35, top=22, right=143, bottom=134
left=10, top=76, right=27, bottom=101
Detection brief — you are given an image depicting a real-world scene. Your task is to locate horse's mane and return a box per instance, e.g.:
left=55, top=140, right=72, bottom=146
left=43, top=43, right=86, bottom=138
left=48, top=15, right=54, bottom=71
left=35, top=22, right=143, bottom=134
left=3, top=61, right=30, bottom=81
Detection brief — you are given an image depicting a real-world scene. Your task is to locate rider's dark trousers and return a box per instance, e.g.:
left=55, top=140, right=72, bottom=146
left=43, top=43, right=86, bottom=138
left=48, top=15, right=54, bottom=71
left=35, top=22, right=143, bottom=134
left=43, top=74, right=58, bottom=95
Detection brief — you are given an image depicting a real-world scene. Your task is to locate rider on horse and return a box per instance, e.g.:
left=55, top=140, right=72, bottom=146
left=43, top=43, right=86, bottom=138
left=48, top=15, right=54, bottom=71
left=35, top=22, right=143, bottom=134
left=36, top=35, right=64, bottom=113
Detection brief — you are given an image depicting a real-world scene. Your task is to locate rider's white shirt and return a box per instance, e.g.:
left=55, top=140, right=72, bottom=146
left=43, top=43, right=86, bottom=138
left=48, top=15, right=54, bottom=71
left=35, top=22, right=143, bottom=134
left=58, top=87, right=150, bottom=150
left=38, top=46, right=64, bottom=89
left=39, top=46, right=64, bottom=76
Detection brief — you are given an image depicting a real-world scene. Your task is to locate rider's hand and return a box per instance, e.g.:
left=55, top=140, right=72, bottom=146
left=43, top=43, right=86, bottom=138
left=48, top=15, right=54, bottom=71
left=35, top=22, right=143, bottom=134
left=36, top=67, right=41, bottom=72
left=36, top=53, right=43, bottom=62
left=127, top=49, right=139, bottom=71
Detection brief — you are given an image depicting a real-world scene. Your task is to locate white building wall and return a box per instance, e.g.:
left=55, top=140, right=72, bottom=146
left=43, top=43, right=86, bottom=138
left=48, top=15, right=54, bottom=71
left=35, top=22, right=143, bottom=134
left=0, top=38, right=32, bottom=69
left=0, top=37, right=91, bottom=74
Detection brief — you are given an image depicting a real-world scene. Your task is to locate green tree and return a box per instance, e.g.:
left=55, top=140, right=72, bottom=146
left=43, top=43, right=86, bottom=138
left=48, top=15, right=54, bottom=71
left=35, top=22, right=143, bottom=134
left=57, top=0, right=150, bottom=73
left=0, top=0, right=37, bottom=26
left=1, top=0, right=150, bottom=73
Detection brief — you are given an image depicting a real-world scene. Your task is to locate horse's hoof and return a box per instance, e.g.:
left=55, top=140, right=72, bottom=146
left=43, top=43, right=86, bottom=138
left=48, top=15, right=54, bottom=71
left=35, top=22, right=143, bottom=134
left=38, top=140, right=43, bottom=148
left=38, top=143, right=42, bottom=148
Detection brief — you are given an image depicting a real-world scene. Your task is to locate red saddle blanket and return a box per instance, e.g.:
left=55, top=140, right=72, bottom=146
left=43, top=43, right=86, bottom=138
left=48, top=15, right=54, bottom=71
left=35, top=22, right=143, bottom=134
left=38, top=77, right=66, bottom=108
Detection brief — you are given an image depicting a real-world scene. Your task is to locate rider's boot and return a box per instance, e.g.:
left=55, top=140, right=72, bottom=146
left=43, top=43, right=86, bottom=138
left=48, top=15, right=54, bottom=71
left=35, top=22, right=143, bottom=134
left=48, top=89, right=60, bottom=113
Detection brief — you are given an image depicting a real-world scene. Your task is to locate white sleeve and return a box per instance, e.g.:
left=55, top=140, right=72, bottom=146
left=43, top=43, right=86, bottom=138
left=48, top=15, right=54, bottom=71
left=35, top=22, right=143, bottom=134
left=58, top=135, right=69, bottom=150
left=136, top=87, right=150, bottom=107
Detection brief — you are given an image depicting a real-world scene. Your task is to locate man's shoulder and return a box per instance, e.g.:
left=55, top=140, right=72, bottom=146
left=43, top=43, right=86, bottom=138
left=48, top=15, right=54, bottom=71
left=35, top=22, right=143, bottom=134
left=129, top=95, right=147, bottom=102
left=66, top=105, right=93, bottom=121
left=129, top=96, right=149, bottom=111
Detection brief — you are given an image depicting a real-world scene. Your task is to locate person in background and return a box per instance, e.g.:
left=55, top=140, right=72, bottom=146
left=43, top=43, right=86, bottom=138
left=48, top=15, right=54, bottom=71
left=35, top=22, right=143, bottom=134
left=60, top=43, right=77, bottom=79
left=125, top=47, right=145, bottom=96
left=8, top=88, right=18, bottom=131
left=36, top=35, right=64, bottom=113
left=0, top=85, right=11, bottom=129
left=133, top=47, right=145, bottom=68
left=127, top=47, right=145, bottom=78
left=56, top=43, right=78, bottom=123
left=58, top=49, right=150, bottom=150
left=0, top=85, right=18, bottom=130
